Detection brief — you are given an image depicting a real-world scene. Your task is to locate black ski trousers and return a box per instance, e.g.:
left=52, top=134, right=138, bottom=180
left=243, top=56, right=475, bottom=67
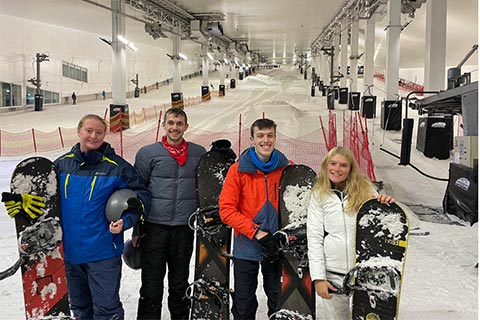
left=232, top=258, right=279, bottom=320
left=137, top=222, right=194, bottom=320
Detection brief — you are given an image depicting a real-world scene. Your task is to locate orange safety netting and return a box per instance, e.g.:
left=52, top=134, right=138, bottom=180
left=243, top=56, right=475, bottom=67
left=0, top=109, right=377, bottom=181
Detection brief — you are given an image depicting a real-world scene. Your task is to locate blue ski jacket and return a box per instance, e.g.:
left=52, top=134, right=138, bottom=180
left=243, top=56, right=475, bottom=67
left=54, top=142, right=150, bottom=264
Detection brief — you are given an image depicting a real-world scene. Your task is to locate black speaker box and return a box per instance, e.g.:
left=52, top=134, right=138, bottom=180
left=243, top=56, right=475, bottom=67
left=416, top=116, right=453, bottom=160
left=334, top=86, right=340, bottom=100
left=361, top=96, right=376, bottom=118
left=339, top=87, right=348, bottom=104
left=348, top=92, right=360, bottom=110
left=380, top=100, right=402, bottom=130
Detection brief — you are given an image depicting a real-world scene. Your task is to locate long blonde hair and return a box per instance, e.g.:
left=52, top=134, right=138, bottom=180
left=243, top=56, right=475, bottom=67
left=312, top=146, right=373, bottom=213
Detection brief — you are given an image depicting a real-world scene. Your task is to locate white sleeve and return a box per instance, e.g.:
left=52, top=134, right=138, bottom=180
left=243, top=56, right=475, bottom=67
left=306, top=195, right=326, bottom=281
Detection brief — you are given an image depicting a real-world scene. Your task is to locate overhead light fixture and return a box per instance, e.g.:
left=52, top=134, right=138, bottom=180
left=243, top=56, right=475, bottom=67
left=207, top=52, right=214, bottom=60
left=128, top=43, right=138, bottom=51
left=224, top=58, right=230, bottom=64
left=179, top=53, right=188, bottom=60
left=117, top=35, right=137, bottom=51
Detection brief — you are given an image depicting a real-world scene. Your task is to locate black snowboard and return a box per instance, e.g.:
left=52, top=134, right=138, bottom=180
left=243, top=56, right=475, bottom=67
left=188, top=148, right=235, bottom=319
left=9, top=157, right=70, bottom=319
left=271, top=164, right=316, bottom=319
left=346, top=199, right=409, bottom=320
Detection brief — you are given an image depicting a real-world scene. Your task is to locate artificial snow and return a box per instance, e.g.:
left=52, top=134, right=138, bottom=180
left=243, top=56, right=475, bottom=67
left=358, top=208, right=406, bottom=239
left=0, top=68, right=477, bottom=320
left=282, top=184, right=312, bottom=230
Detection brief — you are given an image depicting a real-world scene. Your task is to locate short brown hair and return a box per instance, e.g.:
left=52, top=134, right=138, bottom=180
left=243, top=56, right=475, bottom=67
left=250, top=118, right=276, bottom=137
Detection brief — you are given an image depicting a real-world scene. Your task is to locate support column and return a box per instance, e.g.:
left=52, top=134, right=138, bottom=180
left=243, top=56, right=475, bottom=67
left=385, top=0, right=402, bottom=99
left=171, top=29, right=183, bottom=108
left=340, top=20, right=348, bottom=87
left=424, top=0, right=447, bottom=90
left=350, top=20, right=359, bottom=92
left=219, top=53, right=226, bottom=96
left=202, top=45, right=209, bottom=86
left=322, top=52, right=329, bottom=83
left=110, top=0, right=129, bottom=130
left=333, top=26, right=341, bottom=84
left=364, top=16, right=376, bottom=93
left=201, top=45, right=210, bottom=102
left=172, top=33, right=182, bottom=93
left=219, top=52, right=226, bottom=84
left=111, top=0, right=126, bottom=106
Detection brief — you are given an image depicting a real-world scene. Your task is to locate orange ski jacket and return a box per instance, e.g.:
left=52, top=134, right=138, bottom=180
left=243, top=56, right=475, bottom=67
left=219, top=148, right=291, bottom=261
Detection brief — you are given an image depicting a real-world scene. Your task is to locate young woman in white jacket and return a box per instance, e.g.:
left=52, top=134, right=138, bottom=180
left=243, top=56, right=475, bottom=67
left=306, top=146, right=395, bottom=319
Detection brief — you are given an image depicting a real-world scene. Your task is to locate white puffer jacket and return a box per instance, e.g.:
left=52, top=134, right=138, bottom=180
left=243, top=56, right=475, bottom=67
left=306, top=188, right=376, bottom=281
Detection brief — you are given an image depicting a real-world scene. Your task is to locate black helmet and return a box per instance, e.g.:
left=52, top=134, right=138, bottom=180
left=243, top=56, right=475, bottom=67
left=123, top=239, right=141, bottom=270
left=105, top=189, right=137, bottom=222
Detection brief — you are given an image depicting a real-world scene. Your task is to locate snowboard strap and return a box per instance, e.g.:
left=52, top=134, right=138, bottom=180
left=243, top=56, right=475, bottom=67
left=0, top=256, right=23, bottom=281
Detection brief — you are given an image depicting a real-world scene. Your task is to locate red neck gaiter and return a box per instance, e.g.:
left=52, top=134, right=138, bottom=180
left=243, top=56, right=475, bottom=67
left=161, top=136, right=188, bottom=166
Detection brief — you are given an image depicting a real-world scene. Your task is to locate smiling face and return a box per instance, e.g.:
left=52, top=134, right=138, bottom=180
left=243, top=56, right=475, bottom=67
left=78, top=118, right=106, bottom=152
left=327, top=153, right=351, bottom=187
left=251, top=126, right=276, bottom=162
left=163, top=112, right=188, bottom=146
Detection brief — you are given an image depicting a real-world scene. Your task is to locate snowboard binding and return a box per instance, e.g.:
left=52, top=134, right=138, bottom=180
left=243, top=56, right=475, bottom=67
left=343, top=265, right=401, bottom=303
left=185, top=279, right=230, bottom=317
left=276, top=226, right=309, bottom=277
left=188, top=205, right=232, bottom=258
left=18, top=217, right=63, bottom=258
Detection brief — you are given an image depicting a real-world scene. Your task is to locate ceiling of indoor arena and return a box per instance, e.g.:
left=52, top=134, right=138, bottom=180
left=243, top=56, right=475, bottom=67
left=0, top=0, right=477, bottom=68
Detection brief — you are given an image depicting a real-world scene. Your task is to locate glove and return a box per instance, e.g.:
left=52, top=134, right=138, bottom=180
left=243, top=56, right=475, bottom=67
left=257, top=232, right=280, bottom=263
left=1, top=192, right=46, bottom=219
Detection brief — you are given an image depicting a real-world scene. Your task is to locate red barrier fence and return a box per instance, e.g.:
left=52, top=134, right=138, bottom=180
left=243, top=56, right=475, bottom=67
left=0, top=102, right=377, bottom=181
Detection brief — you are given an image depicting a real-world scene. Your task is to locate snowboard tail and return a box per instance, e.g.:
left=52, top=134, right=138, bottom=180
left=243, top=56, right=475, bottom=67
left=189, top=149, right=235, bottom=319
left=10, top=157, right=70, bottom=319
left=273, top=164, right=317, bottom=320
left=349, top=199, right=409, bottom=320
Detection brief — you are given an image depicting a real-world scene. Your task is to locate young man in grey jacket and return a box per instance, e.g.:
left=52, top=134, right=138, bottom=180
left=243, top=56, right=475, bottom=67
left=134, top=108, right=206, bottom=320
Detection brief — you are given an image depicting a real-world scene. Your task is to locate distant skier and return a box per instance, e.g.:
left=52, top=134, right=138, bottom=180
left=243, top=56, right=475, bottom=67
left=71, top=92, right=77, bottom=105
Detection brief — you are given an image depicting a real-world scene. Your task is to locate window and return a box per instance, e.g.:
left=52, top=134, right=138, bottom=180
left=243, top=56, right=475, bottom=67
left=26, top=87, right=60, bottom=105
left=0, top=82, right=22, bottom=107
left=62, top=61, right=88, bottom=83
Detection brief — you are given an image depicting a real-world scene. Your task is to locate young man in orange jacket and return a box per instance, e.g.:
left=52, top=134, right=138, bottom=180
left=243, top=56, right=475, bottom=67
left=219, top=118, right=291, bottom=320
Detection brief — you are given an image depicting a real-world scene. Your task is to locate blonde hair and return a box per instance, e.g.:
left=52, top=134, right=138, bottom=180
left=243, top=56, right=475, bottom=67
left=312, top=146, right=373, bottom=213
left=77, top=114, right=107, bottom=132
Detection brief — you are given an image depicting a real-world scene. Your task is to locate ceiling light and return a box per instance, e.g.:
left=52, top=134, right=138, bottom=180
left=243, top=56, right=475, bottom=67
left=117, top=35, right=137, bottom=52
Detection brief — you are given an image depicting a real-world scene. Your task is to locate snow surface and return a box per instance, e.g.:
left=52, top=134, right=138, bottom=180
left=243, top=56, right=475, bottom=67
left=0, top=67, right=477, bottom=319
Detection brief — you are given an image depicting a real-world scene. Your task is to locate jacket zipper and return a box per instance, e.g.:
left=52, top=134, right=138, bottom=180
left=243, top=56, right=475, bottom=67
left=340, top=192, right=351, bottom=272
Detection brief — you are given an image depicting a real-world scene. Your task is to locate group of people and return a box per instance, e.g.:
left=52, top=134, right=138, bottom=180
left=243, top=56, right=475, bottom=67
left=2, top=108, right=394, bottom=320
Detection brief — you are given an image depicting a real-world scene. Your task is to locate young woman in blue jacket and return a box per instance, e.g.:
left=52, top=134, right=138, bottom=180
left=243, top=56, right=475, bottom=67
left=54, top=114, right=150, bottom=320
